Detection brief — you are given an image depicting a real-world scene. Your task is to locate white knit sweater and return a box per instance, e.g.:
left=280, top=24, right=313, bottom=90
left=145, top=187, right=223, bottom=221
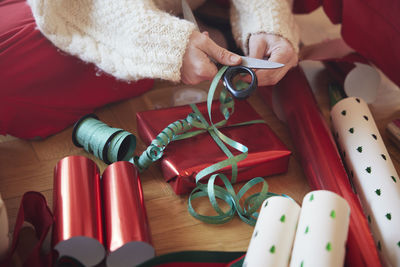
left=28, top=0, right=299, bottom=82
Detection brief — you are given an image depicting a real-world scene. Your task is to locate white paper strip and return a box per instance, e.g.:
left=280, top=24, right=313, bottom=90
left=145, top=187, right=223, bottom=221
left=331, top=97, right=400, bottom=266
left=243, top=197, right=301, bottom=267
left=0, top=194, right=9, bottom=261
left=289, top=190, right=350, bottom=267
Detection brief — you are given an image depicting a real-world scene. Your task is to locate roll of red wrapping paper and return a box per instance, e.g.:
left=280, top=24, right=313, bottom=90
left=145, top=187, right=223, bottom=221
left=102, top=161, right=154, bottom=267
left=52, top=155, right=105, bottom=266
left=258, top=66, right=381, bottom=267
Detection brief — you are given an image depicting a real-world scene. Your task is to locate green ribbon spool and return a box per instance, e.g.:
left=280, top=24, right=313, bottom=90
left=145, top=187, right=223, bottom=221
left=72, top=114, right=136, bottom=164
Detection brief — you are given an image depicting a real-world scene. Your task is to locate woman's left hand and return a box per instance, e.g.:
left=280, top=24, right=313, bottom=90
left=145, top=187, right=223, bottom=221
left=246, top=33, right=298, bottom=86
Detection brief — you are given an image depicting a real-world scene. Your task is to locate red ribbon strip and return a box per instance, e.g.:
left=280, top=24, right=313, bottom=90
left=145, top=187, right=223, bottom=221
left=0, top=192, right=54, bottom=267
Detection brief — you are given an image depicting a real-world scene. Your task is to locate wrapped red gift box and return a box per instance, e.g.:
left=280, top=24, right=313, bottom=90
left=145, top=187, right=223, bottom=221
left=137, top=100, right=291, bottom=195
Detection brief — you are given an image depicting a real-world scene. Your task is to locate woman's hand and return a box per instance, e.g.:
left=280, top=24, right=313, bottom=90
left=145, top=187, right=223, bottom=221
left=247, top=33, right=298, bottom=86
left=180, top=31, right=241, bottom=85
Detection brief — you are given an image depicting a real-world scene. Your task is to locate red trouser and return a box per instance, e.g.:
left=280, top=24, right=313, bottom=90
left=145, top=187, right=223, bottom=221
left=0, top=0, right=154, bottom=139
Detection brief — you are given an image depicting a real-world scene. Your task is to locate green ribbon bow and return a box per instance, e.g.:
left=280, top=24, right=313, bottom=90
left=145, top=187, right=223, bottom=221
left=136, top=66, right=281, bottom=225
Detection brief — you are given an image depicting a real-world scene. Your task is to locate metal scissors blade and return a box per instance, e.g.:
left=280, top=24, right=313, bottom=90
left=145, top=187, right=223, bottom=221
left=241, top=56, right=285, bottom=69
left=182, top=0, right=199, bottom=30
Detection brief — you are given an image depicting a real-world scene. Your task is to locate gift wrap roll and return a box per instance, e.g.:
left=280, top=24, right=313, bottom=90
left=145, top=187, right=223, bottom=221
left=331, top=97, right=400, bottom=266
left=0, top=194, right=9, bottom=261
left=243, top=197, right=301, bottom=267
left=52, top=156, right=105, bottom=266
left=290, top=190, right=350, bottom=267
left=259, top=66, right=381, bottom=266
left=102, top=161, right=154, bottom=267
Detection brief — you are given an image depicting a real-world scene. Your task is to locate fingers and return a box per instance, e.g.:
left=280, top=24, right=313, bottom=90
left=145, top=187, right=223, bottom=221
left=200, top=33, right=241, bottom=66
left=181, top=31, right=241, bottom=85
left=181, top=31, right=219, bottom=85
left=181, top=48, right=218, bottom=84
left=268, top=45, right=296, bottom=66
left=247, top=33, right=299, bottom=86
left=249, top=35, right=267, bottom=59
left=254, top=46, right=297, bottom=86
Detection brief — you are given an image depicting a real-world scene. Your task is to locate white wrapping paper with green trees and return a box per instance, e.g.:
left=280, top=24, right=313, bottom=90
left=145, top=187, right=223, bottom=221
left=331, top=97, right=400, bottom=266
left=243, top=190, right=350, bottom=267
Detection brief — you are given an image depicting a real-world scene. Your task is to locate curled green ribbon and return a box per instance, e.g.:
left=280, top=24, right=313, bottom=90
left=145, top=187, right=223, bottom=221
left=136, top=66, right=282, bottom=225
left=134, top=118, right=193, bottom=171
left=185, top=66, right=278, bottom=225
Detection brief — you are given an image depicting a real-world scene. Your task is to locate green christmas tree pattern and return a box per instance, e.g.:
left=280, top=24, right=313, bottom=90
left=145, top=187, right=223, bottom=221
left=330, top=210, right=336, bottom=219
left=366, top=167, right=372, bottom=174
left=335, top=101, right=400, bottom=263
left=375, top=189, right=381, bottom=196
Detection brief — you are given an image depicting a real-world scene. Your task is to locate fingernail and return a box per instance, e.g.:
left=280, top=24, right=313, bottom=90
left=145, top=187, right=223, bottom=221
left=230, top=54, right=241, bottom=63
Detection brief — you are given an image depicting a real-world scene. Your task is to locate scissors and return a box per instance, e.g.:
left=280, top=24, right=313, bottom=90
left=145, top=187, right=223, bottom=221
left=181, top=0, right=285, bottom=99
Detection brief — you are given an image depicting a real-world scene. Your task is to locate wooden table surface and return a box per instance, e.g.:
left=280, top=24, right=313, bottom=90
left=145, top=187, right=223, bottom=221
left=1, top=7, right=400, bottom=265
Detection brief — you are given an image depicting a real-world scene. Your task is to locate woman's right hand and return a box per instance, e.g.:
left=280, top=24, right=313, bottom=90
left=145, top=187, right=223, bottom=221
left=180, top=31, right=242, bottom=85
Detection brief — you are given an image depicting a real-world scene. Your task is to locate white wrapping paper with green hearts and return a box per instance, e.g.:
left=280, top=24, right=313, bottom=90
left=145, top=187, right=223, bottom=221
left=331, top=97, right=400, bottom=266
left=243, top=191, right=350, bottom=267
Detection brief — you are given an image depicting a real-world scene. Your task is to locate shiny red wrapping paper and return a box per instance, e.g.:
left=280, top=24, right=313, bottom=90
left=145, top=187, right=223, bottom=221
left=258, top=66, right=381, bottom=266
left=52, top=155, right=103, bottom=246
left=137, top=100, right=291, bottom=195
left=102, top=161, right=154, bottom=266
left=52, top=156, right=105, bottom=266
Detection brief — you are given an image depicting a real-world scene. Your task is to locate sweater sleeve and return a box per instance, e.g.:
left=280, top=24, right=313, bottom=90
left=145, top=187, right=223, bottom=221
left=230, top=0, right=300, bottom=55
left=27, top=0, right=197, bottom=82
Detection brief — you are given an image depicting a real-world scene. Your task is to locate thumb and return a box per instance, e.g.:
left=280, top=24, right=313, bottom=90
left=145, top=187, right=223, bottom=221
left=201, top=35, right=241, bottom=66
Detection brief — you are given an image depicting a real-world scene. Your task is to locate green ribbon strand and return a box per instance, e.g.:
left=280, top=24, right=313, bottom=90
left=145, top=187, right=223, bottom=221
left=186, top=66, right=279, bottom=225
left=133, top=118, right=193, bottom=171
